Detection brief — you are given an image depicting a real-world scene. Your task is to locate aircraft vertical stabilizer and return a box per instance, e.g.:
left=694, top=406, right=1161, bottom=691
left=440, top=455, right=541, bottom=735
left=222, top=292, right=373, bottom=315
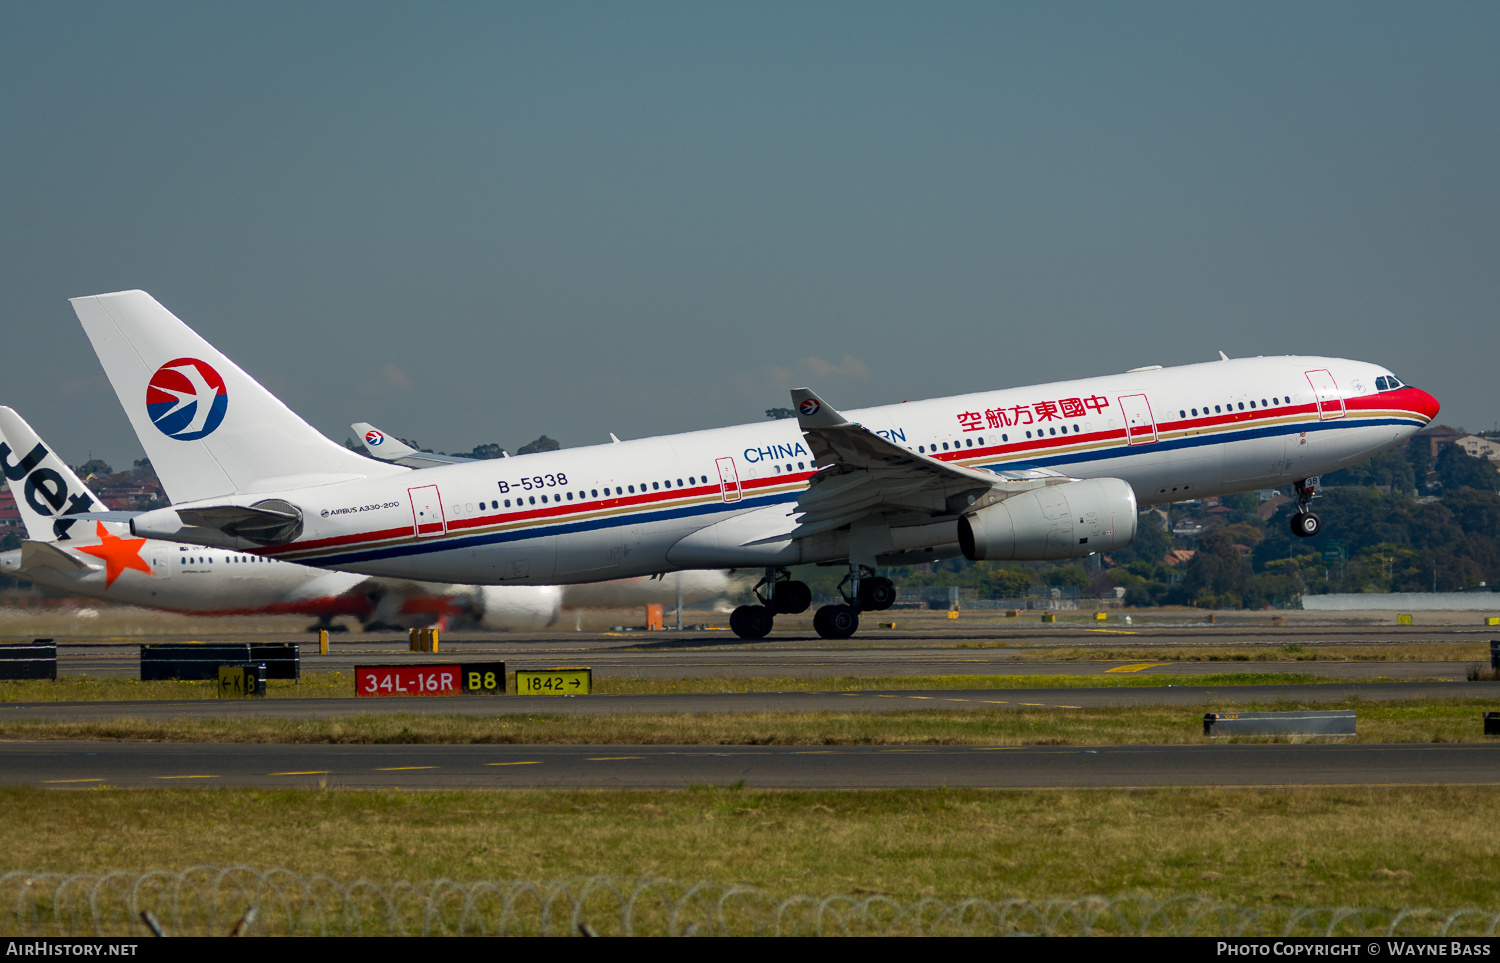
left=71, top=291, right=406, bottom=503
left=0, top=407, right=107, bottom=542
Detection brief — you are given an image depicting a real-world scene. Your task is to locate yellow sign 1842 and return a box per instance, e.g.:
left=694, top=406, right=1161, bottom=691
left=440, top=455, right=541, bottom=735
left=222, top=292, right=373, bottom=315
left=515, top=668, right=592, bottom=695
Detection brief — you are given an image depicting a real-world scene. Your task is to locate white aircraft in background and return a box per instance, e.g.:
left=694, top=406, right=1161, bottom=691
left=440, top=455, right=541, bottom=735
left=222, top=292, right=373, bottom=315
left=0, top=407, right=729, bottom=631
left=72, top=290, right=1439, bottom=640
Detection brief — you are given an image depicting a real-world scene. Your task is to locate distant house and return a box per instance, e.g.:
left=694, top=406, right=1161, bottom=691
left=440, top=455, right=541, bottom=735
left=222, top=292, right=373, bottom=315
left=1164, top=549, right=1197, bottom=567
left=1454, top=435, right=1500, bottom=465
left=1255, top=494, right=1291, bottom=521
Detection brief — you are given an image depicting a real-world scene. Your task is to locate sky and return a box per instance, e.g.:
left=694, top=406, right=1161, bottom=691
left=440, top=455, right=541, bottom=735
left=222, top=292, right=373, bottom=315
left=3, top=2, right=1497, bottom=470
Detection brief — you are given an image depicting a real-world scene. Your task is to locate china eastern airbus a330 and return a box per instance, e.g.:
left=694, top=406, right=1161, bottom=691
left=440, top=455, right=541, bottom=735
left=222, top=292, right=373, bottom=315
left=71, top=290, right=1438, bottom=640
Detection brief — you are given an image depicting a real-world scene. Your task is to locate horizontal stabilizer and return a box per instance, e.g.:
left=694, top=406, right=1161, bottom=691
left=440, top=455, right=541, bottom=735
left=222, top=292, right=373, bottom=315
left=175, top=500, right=304, bottom=545
left=352, top=423, right=467, bottom=469
left=19, top=540, right=96, bottom=574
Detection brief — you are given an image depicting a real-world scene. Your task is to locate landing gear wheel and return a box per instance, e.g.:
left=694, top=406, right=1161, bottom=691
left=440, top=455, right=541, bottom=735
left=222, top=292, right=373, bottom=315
left=856, top=576, right=896, bottom=611
left=1289, top=512, right=1322, bottom=538
left=812, top=604, right=860, bottom=640
left=772, top=580, right=813, bottom=615
left=729, top=604, right=775, bottom=640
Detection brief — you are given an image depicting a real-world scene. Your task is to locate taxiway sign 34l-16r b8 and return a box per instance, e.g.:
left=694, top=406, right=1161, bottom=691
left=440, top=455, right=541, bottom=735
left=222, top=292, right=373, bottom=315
left=72, top=290, right=1439, bottom=640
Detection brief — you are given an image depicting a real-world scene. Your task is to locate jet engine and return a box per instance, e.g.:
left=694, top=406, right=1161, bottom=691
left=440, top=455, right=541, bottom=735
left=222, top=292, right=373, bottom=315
left=470, top=584, right=564, bottom=631
left=957, top=478, right=1137, bottom=561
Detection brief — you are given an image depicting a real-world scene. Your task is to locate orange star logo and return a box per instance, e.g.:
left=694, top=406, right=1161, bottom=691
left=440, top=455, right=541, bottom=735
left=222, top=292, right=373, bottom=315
left=77, top=522, right=153, bottom=588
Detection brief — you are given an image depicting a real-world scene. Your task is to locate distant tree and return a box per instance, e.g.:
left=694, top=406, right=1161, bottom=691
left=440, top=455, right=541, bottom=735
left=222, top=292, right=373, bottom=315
left=1044, top=565, right=1090, bottom=590
left=73, top=457, right=111, bottom=478
left=1181, top=530, right=1247, bottom=601
left=466, top=443, right=508, bottom=460
left=765, top=408, right=796, bottom=420
left=1110, top=510, right=1169, bottom=565
left=1436, top=445, right=1500, bottom=493
left=517, top=435, right=561, bottom=455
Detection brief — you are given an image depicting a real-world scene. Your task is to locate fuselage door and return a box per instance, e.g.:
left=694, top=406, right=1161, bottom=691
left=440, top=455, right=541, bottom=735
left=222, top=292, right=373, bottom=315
left=1305, top=369, right=1346, bottom=421
left=715, top=457, right=742, bottom=503
left=408, top=485, right=447, bottom=537
left=1118, top=394, right=1158, bottom=446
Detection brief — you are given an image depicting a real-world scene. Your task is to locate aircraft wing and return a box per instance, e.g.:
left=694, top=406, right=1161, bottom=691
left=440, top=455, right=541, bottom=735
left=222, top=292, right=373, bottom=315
left=783, top=388, right=1067, bottom=539
left=351, top=423, right=469, bottom=469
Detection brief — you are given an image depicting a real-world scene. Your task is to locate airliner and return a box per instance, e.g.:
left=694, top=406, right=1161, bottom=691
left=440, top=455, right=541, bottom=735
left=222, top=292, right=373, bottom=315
left=71, top=290, right=1439, bottom=640
left=0, top=406, right=728, bottom=630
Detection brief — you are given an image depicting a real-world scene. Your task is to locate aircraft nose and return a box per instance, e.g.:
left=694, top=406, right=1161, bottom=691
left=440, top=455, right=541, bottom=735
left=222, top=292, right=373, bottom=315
left=1408, top=386, right=1441, bottom=422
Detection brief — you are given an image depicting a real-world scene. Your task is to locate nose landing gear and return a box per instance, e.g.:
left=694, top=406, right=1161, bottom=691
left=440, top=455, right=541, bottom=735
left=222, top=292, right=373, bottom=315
left=1288, top=476, right=1322, bottom=538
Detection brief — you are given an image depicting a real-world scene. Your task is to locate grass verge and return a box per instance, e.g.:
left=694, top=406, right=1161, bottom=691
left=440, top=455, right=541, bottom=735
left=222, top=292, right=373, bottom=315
left=0, top=671, right=1376, bottom=703
left=2, top=698, right=1496, bottom=745
left=4, top=785, right=1497, bottom=910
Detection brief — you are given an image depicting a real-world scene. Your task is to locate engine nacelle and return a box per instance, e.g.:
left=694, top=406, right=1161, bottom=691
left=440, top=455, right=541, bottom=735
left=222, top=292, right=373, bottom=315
left=957, top=478, right=1137, bottom=561
left=473, top=584, right=563, bottom=631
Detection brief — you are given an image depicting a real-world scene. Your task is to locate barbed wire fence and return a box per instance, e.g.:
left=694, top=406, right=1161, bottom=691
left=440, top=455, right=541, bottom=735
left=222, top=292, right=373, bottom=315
left=5, top=867, right=1500, bottom=937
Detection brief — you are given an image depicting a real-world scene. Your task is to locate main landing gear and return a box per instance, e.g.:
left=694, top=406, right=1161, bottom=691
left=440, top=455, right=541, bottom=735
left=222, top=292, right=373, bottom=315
left=729, top=568, right=813, bottom=640
left=810, top=567, right=896, bottom=641
left=1289, top=476, right=1322, bottom=538
left=727, top=566, right=897, bottom=640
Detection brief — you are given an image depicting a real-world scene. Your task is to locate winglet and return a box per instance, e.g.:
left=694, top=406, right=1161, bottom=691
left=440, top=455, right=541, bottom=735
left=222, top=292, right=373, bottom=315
left=789, top=388, right=855, bottom=431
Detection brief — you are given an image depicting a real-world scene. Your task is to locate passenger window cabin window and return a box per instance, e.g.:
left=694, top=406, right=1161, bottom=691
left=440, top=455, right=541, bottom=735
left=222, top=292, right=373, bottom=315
left=628, top=485, right=635, bottom=493
left=566, top=492, right=573, bottom=500
left=652, top=482, right=659, bottom=490
left=1238, top=402, right=1244, bottom=410
left=504, top=499, right=511, bottom=507
left=1215, top=405, right=1221, bottom=413
left=965, top=438, right=973, bottom=447
left=529, top=496, right=535, bottom=505
left=1002, top=434, right=1008, bottom=441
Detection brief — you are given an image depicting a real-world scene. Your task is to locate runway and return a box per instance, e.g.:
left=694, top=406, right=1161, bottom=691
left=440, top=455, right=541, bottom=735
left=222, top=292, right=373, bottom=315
left=9, top=740, right=1500, bottom=789
left=47, top=622, right=1499, bottom=682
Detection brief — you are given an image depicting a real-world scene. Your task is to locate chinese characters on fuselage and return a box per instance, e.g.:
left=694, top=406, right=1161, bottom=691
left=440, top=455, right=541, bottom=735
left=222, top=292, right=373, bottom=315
left=956, top=395, right=1110, bottom=433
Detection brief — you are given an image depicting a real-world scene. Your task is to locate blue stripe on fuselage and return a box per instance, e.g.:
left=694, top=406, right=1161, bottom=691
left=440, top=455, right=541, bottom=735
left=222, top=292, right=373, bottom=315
left=296, top=488, right=803, bottom=567
left=988, top=415, right=1421, bottom=471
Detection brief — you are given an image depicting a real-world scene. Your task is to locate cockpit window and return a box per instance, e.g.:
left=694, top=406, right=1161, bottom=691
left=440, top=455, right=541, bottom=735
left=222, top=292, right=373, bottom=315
left=1376, top=375, right=1405, bottom=392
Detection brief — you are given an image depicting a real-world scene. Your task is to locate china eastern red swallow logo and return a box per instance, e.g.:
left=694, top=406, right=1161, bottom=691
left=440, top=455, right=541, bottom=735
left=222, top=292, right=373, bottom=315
left=799, top=398, right=821, bottom=416
left=365, top=429, right=385, bottom=446
left=146, top=358, right=228, bottom=440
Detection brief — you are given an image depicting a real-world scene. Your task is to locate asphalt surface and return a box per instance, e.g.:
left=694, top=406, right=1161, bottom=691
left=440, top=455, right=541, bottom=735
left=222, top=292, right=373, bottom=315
left=8, top=740, right=1500, bottom=789
left=48, top=621, right=1500, bottom=681
left=10, top=619, right=1500, bottom=791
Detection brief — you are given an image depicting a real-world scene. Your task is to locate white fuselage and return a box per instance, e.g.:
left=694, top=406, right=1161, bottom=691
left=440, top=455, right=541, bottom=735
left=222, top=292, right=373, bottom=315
left=143, top=356, right=1437, bottom=584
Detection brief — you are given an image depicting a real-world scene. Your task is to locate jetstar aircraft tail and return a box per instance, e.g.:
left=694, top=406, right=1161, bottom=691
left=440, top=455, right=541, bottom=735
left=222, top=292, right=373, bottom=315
left=71, top=291, right=408, bottom=504
left=0, top=407, right=108, bottom=543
